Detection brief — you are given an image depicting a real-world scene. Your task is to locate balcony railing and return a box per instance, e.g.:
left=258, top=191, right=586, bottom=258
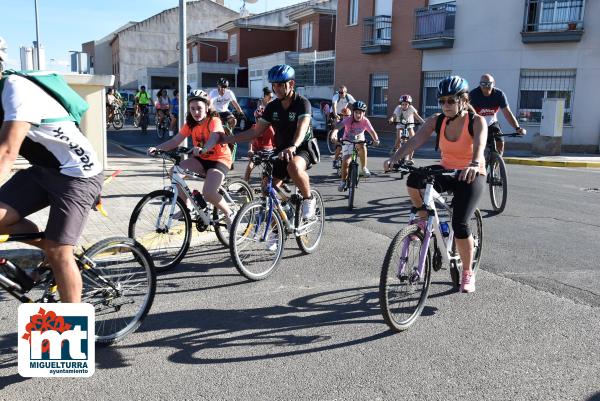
left=411, top=2, right=455, bottom=50
left=521, top=0, right=585, bottom=43
left=361, top=15, right=392, bottom=54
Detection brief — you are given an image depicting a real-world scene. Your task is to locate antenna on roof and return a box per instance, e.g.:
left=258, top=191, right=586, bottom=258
left=240, top=0, right=256, bottom=19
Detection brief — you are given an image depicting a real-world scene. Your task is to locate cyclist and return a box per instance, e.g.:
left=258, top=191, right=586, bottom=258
left=384, top=76, right=487, bottom=293
left=155, top=88, right=170, bottom=130
left=388, top=94, right=425, bottom=164
left=0, top=37, right=103, bottom=302
left=331, top=85, right=356, bottom=119
left=106, top=88, right=117, bottom=124
left=331, top=106, right=351, bottom=170
left=469, top=74, right=526, bottom=155
left=208, top=78, right=245, bottom=123
left=148, top=90, right=236, bottom=225
left=330, top=100, right=380, bottom=192
left=135, top=85, right=151, bottom=132
left=169, top=88, right=179, bottom=137
left=222, top=64, right=318, bottom=219
left=255, top=86, right=273, bottom=117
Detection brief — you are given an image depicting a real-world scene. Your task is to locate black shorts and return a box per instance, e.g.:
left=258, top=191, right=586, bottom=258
left=196, top=158, right=230, bottom=175
left=272, top=142, right=312, bottom=180
left=0, top=166, right=103, bottom=245
left=488, top=122, right=504, bottom=143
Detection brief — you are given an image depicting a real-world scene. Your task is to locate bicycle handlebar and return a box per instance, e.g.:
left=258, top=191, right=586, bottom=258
left=493, top=132, right=524, bottom=138
left=339, top=139, right=373, bottom=146
left=393, top=163, right=458, bottom=178
left=149, top=147, right=193, bottom=162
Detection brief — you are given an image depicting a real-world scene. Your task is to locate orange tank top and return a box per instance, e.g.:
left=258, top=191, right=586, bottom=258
left=439, top=116, right=485, bottom=175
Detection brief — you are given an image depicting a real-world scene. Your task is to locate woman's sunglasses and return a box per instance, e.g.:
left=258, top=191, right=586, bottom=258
left=438, top=97, right=458, bottom=106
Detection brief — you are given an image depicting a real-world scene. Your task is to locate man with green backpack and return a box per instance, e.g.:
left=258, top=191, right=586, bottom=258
left=0, top=37, right=103, bottom=303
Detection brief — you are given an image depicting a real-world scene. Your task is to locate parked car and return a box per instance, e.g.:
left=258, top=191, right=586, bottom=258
left=308, top=98, right=332, bottom=139
left=231, top=96, right=258, bottom=131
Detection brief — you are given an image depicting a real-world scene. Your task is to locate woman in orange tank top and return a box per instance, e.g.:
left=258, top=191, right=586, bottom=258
left=149, top=90, right=236, bottom=226
left=384, top=76, right=488, bottom=293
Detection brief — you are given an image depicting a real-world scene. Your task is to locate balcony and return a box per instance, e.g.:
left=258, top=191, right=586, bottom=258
left=411, top=2, right=456, bottom=50
left=521, top=0, right=585, bottom=43
left=361, top=15, right=392, bottom=54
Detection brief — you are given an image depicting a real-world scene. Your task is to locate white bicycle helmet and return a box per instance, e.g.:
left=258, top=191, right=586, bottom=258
left=188, top=89, right=209, bottom=104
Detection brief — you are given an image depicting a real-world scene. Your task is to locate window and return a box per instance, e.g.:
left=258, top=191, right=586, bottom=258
left=229, top=34, right=237, bottom=57
left=517, top=69, right=576, bottom=125
left=524, top=0, right=585, bottom=32
left=369, top=73, right=388, bottom=116
left=301, top=22, right=313, bottom=49
left=422, top=70, right=451, bottom=117
left=348, top=0, right=359, bottom=25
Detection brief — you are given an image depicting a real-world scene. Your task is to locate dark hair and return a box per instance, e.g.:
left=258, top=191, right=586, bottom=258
left=140, top=85, right=146, bottom=90
left=185, top=98, right=219, bottom=129
left=262, top=86, right=272, bottom=96
left=173, top=89, right=179, bottom=96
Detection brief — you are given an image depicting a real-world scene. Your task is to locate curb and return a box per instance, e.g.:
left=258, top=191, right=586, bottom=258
left=504, top=157, right=600, bottom=168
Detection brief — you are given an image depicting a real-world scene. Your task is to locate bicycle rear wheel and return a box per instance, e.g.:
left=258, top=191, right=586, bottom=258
left=380, top=225, right=431, bottom=332
left=348, top=162, right=358, bottom=210
left=214, top=179, right=254, bottom=247
left=128, top=190, right=191, bottom=272
left=449, top=208, right=484, bottom=287
left=294, top=189, right=325, bottom=253
left=489, top=154, right=508, bottom=213
left=230, top=199, right=284, bottom=281
left=80, top=236, right=156, bottom=345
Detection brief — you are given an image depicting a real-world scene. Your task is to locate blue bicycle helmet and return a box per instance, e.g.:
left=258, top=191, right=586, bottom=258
left=352, top=100, right=367, bottom=112
left=268, top=64, right=295, bottom=83
left=437, top=76, right=469, bottom=98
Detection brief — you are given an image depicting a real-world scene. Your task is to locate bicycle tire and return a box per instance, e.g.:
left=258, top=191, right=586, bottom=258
left=327, top=132, right=336, bottom=154
left=80, top=236, right=156, bottom=345
left=128, top=190, right=191, bottom=272
left=489, top=153, right=508, bottom=213
left=156, top=121, right=165, bottom=139
left=112, top=111, right=124, bottom=130
left=229, top=199, right=285, bottom=281
left=140, top=112, right=148, bottom=133
left=449, top=208, right=484, bottom=288
left=348, top=162, right=358, bottom=210
left=380, top=225, right=431, bottom=332
left=214, top=179, right=254, bottom=247
left=294, top=189, right=325, bottom=253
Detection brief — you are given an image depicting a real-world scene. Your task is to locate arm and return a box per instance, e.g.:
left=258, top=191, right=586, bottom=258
left=195, top=131, right=222, bottom=156
left=414, top=111, right=425, bottom=125
left=459, top=115, right=488, bottom=183
left=0, top=121, right=29, bottom=179
left=154, top=132, right=187, bottom=152
left=329, top=120, right=345, bottom=142
left=230, top=99, right=244, bottom=115
left=501, top=106, right=526, bottom=135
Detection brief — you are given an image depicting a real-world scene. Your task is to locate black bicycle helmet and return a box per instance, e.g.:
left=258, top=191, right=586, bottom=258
left=437, top=76, right=469, bottom=98
left=217, top=78, right=229, bottom=88
left=352, top=100, right=367, bottom=112
left=267, top=64, right=295, bottom=83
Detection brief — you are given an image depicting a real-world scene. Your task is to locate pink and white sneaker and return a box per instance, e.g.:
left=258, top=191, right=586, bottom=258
left=460, top=271, right=476, bottom=293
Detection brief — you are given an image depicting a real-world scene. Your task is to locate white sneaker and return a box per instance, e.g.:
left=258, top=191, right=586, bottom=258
left=337, top=180, right=345, bottom=192
left=301, top=196, right=317, bottom=219
left=363, top=167, right=371, bottom=178
left=168, top=131, right=174, bottom=137
left=265, top=233, right=279, bottom=252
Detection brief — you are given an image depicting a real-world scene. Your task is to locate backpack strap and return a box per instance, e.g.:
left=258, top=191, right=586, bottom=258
left=434, top=111, right=476, bottom=151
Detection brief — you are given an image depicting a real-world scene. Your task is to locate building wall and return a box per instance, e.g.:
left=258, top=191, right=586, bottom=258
left=422, top=0, right=600, bottom=148
left=334, top=0, right=426, bottom=133
left=199, top=40, right=228, bottom=62
left=116, top=1, right=238, bottom=89
left=235, top=28, right=297, bottom=68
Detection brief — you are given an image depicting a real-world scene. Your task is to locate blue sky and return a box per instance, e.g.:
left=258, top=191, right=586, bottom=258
left=2, top=0, right=305, bottom=71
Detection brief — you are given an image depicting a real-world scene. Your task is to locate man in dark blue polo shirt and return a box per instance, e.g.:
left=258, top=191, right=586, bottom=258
left=469, top=74, right=526, bottom=155
left=222, top=64, right=317, bottom=219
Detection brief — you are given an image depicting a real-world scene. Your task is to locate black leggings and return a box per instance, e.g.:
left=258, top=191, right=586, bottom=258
left=406, top=166, right=485, bottom=239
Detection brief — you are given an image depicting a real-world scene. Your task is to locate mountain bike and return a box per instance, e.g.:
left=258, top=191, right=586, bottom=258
left=338, top=138, right=372, bottom=210
left=379, top=165, right=483, bottom=332
left=0, top=233, right=156, bottom=345
left=485, top=131, right=523, bottom=213
left=128, top=147, right=253, bottom=272
left=155, top=113, right=170, bottom=139
left=229, top=151, right=325, bottom=281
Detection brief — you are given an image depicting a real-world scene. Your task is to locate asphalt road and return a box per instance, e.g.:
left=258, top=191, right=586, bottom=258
left=1, top=125, right=598, bottom=400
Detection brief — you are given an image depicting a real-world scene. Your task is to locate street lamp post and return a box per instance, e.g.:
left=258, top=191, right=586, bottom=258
left=34, top=0, right=41, bottom=70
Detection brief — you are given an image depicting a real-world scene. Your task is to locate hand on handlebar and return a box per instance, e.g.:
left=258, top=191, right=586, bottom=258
left=516, top=127, right=526, bottom=136
left=279, top=146, right=296, bottom=162
left=147, top=147, right=158, bottom=156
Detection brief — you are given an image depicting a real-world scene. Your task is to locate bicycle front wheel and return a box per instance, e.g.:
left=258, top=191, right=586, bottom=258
left=214, top=179, right=254, bottom=247
left=112, top=111, right=124, bottom=130
left=230, top=199, right=284, bottom=281
left=327, top=133, right=336, bottom=154
left=156, top=121, right=165, bottom=139
left=295, top=189, right=325, bottom=253
left=80, top=236, right=156, bottom=345
left=380, top=225, right=431, bottom=332
left=128, top=190, right=192, bottom=272
left=348, top=162, right=358, bottom=210
left=489, top=154, right=508, bottom=213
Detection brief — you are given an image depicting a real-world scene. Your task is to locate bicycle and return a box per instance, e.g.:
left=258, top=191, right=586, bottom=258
left=155, top=113, right=171, bottom=139
left=485, top=131, right=523, bottom=213
left=379, top=164, right=483, bottom=332
left=338, top=138, right=372, bottom=210
left=108, top=104, right=125, bottom=131
left=229, top=151, right=325, bottom=281
left=137, top=104, right=149, bottom=133
left=128, top=147, right=253, bottom=272
left=0, top=233, right=156, bottom=345
left=326, top=114, right=338, bottom=155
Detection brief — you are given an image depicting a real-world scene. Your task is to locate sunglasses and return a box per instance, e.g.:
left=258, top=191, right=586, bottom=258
left=480, top=81, right=493, bottom=87
left=438, top=97, right=459, bottom=106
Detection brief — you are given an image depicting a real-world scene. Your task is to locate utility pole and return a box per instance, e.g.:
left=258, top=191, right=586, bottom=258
left=179, top=0, right=188, bottom=138
left=34, top=0, right=41, bottom=70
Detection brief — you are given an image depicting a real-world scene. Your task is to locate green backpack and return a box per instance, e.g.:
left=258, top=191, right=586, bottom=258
left=0, top=69, right=89, bottom=126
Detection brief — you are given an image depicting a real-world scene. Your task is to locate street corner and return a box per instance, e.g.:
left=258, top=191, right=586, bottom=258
left=504, top=157, right=600, bottom=168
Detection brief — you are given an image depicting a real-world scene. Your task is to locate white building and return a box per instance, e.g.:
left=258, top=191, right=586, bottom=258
left=416, top=0, right=598, bottom=150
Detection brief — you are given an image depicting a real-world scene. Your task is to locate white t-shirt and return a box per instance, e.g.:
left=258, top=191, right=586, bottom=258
left=332, top=93, right=356, bottom=113
left=1, top=75, right=102, bottom=178
left=208, top=88, right=237, bottom=112
left=392, top=105, right=418, bottom=127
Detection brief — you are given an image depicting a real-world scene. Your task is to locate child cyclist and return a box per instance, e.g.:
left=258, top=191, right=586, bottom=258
left=244, top=102, right=275, bottom=182
left=329, top=101, right=380, bottom=192
left=148, top=90, right=236, bottom=226
left=388, top=94, right=424, bottom=164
